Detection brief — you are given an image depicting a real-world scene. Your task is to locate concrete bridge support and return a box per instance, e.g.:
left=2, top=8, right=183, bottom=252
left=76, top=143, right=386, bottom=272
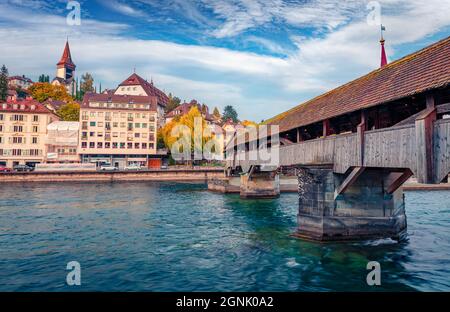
left=240, top=167, right=280, bottom=199
left=296, top=167, right=407, bottom=241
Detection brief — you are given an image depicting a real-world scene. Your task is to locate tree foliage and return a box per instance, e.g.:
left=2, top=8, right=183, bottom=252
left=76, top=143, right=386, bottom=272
left=57, top=102, right=80, bottom=121
left=28, top=83, right=73, bottom=103
left=0, top=65, right=8, bottom=101
left=166, top=93, right=181, bottom=113
left=241, top=120, right=257, bottom=127
left=38, top=74, right=50, bottom=83
left=222, top=105, right=238, bottom=123
left=160, top=106, right=213, bottom=153
left=213, top=107, right=221, bottom=118
left=80, top=73, right=94, bottom=94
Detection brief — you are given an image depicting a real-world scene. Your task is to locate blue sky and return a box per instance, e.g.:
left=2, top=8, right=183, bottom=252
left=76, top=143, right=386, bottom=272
left=0, top=0, right=450, bottom=121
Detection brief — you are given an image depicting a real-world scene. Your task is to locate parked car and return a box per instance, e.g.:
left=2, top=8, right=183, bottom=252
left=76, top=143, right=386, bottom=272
left=124, top=164, right=142, bottom=171
left=99, top=165, right=118, bottom=171
left=13, top=165, right=34, bottom=172
left=0, top=166, right=13, bottom=173
left=160, top=165, right=168, bottom=170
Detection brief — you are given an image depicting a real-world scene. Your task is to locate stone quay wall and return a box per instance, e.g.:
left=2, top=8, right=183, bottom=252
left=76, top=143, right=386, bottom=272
left=0, top=169, right=224, bottom=183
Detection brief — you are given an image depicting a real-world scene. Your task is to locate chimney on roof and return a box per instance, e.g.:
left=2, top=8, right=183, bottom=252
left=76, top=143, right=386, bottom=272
left=380, top=25, right=388, bottom=68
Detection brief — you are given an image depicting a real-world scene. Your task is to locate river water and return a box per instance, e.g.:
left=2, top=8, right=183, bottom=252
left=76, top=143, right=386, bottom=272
left=0, top=182, right=449, bottom=291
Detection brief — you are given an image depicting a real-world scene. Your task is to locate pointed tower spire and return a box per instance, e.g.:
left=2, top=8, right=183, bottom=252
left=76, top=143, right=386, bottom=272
left=380, top=25, right=388, bottom=68
left=57, top=39, right=75, bottom=68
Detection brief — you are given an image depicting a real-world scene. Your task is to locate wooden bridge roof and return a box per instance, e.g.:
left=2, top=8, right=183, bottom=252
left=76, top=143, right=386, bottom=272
left=265, top=36, right=450, bottom=133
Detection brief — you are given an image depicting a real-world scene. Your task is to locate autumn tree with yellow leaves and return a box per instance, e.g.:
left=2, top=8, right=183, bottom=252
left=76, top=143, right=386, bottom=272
left=29, top=82, right=80, bottom=121
left=160, top=106, right=221, bottom=161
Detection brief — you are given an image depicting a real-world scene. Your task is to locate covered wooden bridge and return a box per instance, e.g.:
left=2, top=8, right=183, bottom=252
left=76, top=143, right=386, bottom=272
left=223, top=36, right=450, bottom=241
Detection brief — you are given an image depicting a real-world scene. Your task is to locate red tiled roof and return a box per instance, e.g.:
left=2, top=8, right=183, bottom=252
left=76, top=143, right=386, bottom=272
left=57, top=41, right=76, bottom=70
left=8, top=76, right=33, bottom=84
left=117, top=73, right=169, bottom=107
left=165, top=100, right=215, bottom=121
left=43, top=99, right=68, bottom=111
left=166, top=100, right=201, bottom=117
left=0, top=99, right=57, bottom=114
left=266, top=36, right=450, bottom=132
left=81, top=93, right=158, bottom=111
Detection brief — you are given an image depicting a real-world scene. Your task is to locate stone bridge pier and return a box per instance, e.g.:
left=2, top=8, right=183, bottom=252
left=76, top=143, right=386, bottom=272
left=296, top=167, right=408, bottom=241
left=240, top=166, right=280, bottom=199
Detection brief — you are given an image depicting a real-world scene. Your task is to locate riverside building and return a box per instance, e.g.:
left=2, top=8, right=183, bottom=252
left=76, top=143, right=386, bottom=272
left=0, top=100, right=60, bottom=168
left=78, top=93, right=163, bottom=169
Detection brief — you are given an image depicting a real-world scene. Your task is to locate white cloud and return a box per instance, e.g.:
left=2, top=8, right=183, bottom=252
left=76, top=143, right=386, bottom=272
left=202, top=0, right=365, bottom=38
left=97, top=0, right=148, bottom=18
left=0, top=0, right=449, bottom=121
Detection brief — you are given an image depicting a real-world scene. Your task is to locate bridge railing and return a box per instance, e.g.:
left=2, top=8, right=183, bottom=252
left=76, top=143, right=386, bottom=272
left=229, top=118, right=450, bottom=183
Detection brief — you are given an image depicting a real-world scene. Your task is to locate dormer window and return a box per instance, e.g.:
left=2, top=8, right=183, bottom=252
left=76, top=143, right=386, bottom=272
left=31, top=105, right=36, bottom=110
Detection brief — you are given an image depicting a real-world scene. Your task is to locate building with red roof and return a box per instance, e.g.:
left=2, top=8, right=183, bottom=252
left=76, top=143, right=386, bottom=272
left=8, top=75, right=34, bottom=90
left=114, top=73, right=169, bottom=127
left=77, top=91, right=164, bottom=169
left=0, top=100, right=60, bottom=168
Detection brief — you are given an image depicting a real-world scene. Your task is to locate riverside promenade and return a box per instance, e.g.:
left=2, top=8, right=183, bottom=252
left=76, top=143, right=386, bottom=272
left=0, top=168, right=224, bottom=183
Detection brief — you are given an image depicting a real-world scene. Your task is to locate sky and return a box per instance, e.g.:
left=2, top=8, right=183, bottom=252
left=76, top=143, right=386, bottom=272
left=0, top=0, right=449, bottom=121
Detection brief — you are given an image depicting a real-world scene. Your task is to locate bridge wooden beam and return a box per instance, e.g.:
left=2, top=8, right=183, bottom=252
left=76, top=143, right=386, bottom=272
left=247, top=165, right=256, bottom=180
left=323, top=119, right=333, bottom=137
left=415, top=94, right=437, bottom=184
left=426, top=92, right=436, bottom=108
left=385, top=169, right=414, bottom=194
left=357, top=110, right=368, bottom=166
left=296, top=128, right=302, bottom=143
left=334, top=167, right=365, bottom=200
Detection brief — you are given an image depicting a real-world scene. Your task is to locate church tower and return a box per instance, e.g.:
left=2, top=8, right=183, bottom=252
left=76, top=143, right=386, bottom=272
left=52, top=40, right=76, bottom=95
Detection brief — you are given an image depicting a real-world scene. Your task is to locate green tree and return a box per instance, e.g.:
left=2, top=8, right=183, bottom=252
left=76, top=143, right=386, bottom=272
left=213, top=107, right=221, bottom=118
left=166, top=93, right=181, bottom=113
left=0, top=65, right=8, bottom=101
left=80, top=72, right=94, bottom=95
left=57, top=102, right=80, bottom=121
left=201, top=104, right=208, bottom=115
left=38, top=74, right=50, bottom=83
left=15, top=87, right=28, bottom=99
left=222, top=105, right=238, bottom=123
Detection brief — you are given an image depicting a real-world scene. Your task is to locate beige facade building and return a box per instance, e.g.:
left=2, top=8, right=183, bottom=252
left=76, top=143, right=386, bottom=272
left=45, top=121, right=80, bottom=163
left=114, top=73, right=168, bottom=127
left=78, top=93, right=161, bottom=168
left=8, top=75, right=34, bottom=90
left=0, top=100, right=60, bottom=168
left=77, top=73, right=169, bottom=169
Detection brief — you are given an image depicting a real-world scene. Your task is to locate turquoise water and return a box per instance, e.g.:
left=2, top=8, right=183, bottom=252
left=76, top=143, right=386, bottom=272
left=0, top=182, right=449, bottom=291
